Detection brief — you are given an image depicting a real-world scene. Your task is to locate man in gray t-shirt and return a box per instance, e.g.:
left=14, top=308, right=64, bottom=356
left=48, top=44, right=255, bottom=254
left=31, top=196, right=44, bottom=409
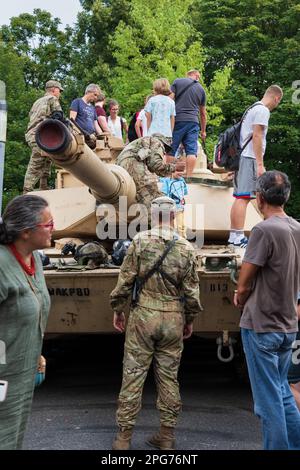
left=234, top=170, right=300, bottom=450
left=168, top=70, right=207, bottom=177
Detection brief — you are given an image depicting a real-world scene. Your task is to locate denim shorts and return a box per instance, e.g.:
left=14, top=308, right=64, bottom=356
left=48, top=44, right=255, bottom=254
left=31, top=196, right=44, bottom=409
left=170, top=121, right=200, bottom=156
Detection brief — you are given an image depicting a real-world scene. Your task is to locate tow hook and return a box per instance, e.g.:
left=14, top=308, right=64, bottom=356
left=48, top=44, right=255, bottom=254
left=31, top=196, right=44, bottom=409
left=216, top=330, right=236, bottom=363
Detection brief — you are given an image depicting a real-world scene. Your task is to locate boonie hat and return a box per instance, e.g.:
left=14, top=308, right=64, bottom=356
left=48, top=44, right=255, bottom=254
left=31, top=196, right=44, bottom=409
left=151, top=133, right=172, bottom=152
left=45, top=80, right=64, bottom=91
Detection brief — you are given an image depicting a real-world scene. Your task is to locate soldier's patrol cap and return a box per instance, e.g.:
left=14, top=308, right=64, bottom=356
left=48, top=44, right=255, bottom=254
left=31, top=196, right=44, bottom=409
left=151, top=133, right=172, bottom=152
left=45, top=80, right=64, bottom=91
left=151, top=196, right=176, bottom=212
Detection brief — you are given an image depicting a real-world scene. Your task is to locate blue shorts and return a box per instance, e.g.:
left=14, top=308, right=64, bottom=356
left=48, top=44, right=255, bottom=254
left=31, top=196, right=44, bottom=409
left=170, top=121, right=200, bottom=156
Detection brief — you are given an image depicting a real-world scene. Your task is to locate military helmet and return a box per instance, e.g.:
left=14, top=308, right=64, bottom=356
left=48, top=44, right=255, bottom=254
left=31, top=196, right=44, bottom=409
left=111, top=239, right=131, bottom=266
left=74, top=241, right=109, bottom=268
left=151, top=196, right=177, bottom=212
left=151, top=133, right=172, bottom=152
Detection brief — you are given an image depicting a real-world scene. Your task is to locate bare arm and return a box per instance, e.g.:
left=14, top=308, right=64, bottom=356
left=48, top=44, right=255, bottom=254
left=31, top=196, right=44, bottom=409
left=70, top=110, right=77, bottom=120
left=252, top=124, right=266, bottom=176
left=135, top=118, right=143, bottom=138
left=145, top=111, right=152, bottom=131
left=199, top=105, right=207, bottom=140
left=98, top=115, right=111, bottom=133
left=170, top=115, right=175, bottom=132
left=94, top=120, right=102, bottom=136
left=234, top=262, right=260, bottom=309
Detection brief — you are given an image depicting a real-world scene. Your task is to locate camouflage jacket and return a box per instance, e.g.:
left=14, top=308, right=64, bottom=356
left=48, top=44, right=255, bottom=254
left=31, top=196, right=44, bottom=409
left=25, top=92, right=62, bottom=141
left=116, top=137, right=177, bottom=196
left=110, top=226, right=202, bottom=324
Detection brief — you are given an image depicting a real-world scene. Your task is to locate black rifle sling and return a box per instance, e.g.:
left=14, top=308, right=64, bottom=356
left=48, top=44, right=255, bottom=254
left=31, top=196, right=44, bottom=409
left=133, top=236, right=178, bottom=304
left=175, top=80, right=197, bottom=103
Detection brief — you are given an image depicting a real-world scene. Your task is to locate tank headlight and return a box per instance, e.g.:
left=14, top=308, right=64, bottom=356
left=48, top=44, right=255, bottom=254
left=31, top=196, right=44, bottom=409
left=205, top=256, right=232, bottom=271
left=207, top=257, right=220, bottom=269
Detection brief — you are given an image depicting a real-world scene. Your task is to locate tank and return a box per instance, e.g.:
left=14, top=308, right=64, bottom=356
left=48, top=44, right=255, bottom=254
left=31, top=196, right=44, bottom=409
left=34, top=116, right=262, bottom=364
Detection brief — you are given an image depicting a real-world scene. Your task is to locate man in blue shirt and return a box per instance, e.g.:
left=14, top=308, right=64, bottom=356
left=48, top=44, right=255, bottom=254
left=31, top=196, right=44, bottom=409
left=70, top=84, right=102, bottom=136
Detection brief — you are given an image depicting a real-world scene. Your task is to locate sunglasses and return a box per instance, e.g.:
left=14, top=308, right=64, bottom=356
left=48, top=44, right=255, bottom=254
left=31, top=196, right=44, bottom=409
left=36, top=220, right=54, bottom=230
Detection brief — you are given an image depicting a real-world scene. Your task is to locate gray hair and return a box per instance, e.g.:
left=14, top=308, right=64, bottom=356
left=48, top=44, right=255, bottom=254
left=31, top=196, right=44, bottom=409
left=256, top=170, right=291, bottom=206
left=0, top=195, right=49, bottom=244
left=85, top=83, right=101, bottom=95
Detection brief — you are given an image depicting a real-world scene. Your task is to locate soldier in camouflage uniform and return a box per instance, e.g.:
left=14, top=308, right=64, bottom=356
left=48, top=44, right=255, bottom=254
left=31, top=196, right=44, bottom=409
left=23, top=80, right=63, bottom=193
left=110, top=196, right=202, bottom=450
left=116, top=134, right=185, bottom=223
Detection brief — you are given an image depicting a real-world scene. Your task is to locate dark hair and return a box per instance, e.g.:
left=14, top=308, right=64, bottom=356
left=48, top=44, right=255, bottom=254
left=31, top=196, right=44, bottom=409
left=256, top=170, right=291, bottom=206
left=0, top=195, right=49, bottom=244
left=109, top=99, right=119, bottom=109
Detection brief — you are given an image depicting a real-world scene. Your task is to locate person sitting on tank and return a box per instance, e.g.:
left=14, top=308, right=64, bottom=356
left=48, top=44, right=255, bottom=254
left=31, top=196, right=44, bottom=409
left=70, top=84, right=103, bottom=141
left=116, top=133, right=185, bottom=225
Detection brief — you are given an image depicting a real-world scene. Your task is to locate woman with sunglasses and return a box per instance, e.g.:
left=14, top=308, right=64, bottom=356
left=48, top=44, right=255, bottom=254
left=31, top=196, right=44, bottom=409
left=0, top=195, right=52, bottom=449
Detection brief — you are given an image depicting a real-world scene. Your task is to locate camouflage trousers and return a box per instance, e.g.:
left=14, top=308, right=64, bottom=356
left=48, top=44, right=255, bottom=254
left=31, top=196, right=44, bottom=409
left=23, top=141, right=51, bottom=192
left=116, top=305, right=183, bottom=430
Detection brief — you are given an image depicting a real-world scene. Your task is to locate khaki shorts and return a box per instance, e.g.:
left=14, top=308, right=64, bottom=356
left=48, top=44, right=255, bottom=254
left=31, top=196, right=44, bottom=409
left=233, top=156, right=257, bottom=199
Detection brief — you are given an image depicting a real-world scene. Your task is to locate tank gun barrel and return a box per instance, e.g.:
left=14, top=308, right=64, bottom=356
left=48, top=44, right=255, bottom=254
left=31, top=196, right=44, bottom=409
left=35, top=119, right=136, bottom=206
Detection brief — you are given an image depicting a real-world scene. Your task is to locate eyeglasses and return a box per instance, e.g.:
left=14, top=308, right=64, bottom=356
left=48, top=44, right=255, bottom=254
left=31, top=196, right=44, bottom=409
left=111, top=108, right=119, bottom=111
left=36, top=220, right=54, bottom=230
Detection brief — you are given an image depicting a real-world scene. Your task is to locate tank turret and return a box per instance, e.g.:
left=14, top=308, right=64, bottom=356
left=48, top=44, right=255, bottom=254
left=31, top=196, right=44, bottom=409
left=35, top=118, right=260, bottom=242
left=36, top=118, right=136, bottom=207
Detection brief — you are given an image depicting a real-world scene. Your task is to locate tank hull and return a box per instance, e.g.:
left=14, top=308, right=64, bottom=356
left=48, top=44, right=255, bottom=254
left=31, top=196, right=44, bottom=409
left=44, top=250, right=240, bottom=337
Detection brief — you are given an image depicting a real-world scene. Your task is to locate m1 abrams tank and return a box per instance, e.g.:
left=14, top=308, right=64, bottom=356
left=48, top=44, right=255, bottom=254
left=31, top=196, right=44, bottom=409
left=34, top=116, right=261, bottom=363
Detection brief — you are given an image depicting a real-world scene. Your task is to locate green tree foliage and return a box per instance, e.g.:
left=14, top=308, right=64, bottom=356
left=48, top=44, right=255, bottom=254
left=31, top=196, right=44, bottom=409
left=109, top=0, right=231, bottom=132
left=0, top=9, right=72, bottom=88
left=0, top=10, right=74, bottom=208
left=191, top=0, right=300, bottom=216
left=68, top=0, right=132, bottom=97
left=0, top=42, right=41, bottom=207
left=0, top=0, right=299, bottom=216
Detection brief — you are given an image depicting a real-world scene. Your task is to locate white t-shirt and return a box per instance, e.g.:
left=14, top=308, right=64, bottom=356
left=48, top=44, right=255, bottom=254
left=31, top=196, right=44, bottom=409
left=107, top=116, right=126, bottom=141
left=144, top=95, right=176, bottom=137
left=240, top=102, right=270, bottom=159
left=137, top=109, right=148, bottom=136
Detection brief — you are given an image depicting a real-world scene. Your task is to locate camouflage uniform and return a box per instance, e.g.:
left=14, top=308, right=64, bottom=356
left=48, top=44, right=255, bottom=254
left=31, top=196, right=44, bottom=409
left=116, top=137, right=177, bottom=222
left=110, top=226, right=201, bottom=430
left=23, top=93, right=62, bottom=192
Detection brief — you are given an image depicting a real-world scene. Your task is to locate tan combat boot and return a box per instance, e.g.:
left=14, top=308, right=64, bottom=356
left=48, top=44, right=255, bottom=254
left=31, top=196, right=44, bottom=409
left=112, top=428, right=133, bottom=450
left=147, top=425, right=175, bottom=450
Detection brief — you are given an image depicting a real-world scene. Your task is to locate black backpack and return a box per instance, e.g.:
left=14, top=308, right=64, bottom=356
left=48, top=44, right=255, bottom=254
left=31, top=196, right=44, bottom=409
left=127, top=112, right=139, bottom=142
left=214, top=103, right=262, bottom=171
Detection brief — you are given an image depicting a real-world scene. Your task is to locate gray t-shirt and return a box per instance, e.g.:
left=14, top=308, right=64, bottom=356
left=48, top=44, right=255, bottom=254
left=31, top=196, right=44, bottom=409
left=240, top=215, right=300, bottom=333
left=171, top=78, right=206, bottom=123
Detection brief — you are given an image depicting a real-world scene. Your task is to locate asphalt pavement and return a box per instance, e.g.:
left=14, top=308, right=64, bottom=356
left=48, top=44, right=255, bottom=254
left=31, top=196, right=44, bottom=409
left=23, top=334, right=262, bottom=450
